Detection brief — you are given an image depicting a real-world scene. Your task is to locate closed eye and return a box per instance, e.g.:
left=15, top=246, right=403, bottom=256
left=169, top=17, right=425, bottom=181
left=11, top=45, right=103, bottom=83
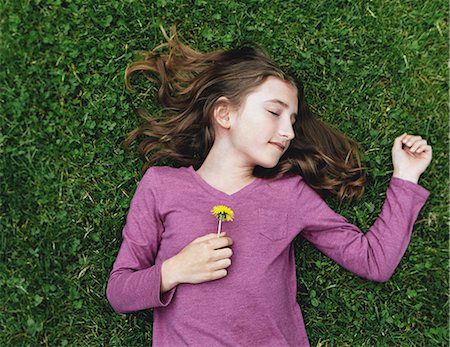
left=267, top=110, right=279, bottom=116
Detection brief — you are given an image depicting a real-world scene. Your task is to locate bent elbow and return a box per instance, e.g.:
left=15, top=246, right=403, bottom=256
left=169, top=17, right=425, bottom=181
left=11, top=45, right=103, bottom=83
left=367, top=270, right=393, bottom=283
left=106, top=278, right=128, bottom=314
left=362, top=256, right=397, bottom=283
left=106, top=295, right=125, bottom=314
left=371, top=275, right=390, bottom=283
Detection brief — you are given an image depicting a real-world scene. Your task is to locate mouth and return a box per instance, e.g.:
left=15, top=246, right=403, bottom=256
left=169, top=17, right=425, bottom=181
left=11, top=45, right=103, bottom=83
left=269, top=142, right=286, bottom=152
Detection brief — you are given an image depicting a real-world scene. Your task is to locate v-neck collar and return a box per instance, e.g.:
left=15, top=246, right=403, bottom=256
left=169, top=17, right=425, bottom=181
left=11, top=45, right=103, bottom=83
left=187, top=165, right=263, bottom=200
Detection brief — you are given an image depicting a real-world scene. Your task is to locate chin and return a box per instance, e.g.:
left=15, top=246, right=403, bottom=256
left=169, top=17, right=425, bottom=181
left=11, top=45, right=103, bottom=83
left=257, top=159, right=280, bottom=169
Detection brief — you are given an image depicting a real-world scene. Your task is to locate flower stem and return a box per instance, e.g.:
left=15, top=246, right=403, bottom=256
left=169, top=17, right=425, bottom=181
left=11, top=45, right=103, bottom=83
left=217, top=219, right=222, bottom=238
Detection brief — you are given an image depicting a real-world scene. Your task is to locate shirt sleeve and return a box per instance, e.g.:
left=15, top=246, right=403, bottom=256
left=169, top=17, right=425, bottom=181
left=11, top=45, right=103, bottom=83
left=106, top=167, right=176, bottom=313
left=299, top=177, right=430, bottom=282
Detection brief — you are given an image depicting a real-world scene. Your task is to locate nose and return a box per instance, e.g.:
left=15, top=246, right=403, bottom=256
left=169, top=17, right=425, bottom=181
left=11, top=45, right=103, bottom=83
left=279, top=123, right=295, bottom=141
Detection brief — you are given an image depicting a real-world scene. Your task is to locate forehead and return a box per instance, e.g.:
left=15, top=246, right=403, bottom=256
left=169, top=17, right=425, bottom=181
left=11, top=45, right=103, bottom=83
left=246, top=76, right=298, bottom=111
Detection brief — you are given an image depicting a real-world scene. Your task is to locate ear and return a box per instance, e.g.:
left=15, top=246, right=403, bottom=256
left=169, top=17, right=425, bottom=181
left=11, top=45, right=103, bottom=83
left=213, top=97, right=233, bottom=129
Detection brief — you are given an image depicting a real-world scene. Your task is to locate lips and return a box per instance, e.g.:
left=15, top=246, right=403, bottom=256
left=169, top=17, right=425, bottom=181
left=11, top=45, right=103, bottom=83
left=270, top=142, right=286, bottom=151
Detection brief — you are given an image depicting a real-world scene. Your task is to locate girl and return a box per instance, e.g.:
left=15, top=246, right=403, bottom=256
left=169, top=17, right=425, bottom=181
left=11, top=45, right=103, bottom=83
left=107, top=28, right=432, bottom=346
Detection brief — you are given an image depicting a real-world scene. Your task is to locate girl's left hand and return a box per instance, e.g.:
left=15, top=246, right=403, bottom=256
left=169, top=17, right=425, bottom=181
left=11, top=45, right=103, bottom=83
left=392, top=133, right=432, bottom=184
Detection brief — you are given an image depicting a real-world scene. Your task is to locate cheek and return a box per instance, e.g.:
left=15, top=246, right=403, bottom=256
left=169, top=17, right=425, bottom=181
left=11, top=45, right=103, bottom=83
left=250, top=115, right=272, bottom=130
left=233, top=114, right=272, bottom=144
left=247, top=122, right=270, bottom=141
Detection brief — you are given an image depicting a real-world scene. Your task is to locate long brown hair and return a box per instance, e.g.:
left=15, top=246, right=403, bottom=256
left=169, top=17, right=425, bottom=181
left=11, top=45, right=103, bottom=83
left=124, top=26, right=366, bottom=201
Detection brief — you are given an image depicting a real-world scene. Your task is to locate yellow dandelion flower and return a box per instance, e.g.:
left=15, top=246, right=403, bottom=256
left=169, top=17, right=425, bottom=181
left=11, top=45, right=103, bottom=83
left=211, top=205, right=235, bottom=238
left=211, top=205, right=235, bottom=222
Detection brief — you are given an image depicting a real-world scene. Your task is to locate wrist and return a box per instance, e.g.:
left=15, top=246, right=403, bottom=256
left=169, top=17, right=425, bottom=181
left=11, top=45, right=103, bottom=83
left=161, top=257, right=180, bottom=293
left=392, top=171, right=420, bottom=184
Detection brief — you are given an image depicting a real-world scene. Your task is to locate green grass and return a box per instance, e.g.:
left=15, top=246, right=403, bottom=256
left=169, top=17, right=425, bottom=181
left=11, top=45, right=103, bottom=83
left=1, top=0, right=448, bottom=345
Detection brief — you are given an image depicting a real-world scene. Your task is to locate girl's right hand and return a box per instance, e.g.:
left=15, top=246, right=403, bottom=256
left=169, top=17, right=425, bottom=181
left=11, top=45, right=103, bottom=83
left=161, top=232, right=233, bottom=292
left=392, top=133, right=432, bottom=184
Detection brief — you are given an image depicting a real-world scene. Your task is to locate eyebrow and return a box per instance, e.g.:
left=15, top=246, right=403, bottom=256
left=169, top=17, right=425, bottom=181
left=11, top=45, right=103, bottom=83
left=265, top=99, right=298, bottom=120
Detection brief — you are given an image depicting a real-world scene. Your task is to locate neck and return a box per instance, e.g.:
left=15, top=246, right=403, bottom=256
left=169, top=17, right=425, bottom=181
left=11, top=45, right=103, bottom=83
left=196, top=142, right=256, bottom=188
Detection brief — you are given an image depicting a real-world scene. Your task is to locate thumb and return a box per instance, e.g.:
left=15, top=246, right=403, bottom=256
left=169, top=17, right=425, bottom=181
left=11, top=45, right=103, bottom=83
left=393, top=132, right=408, bottom=151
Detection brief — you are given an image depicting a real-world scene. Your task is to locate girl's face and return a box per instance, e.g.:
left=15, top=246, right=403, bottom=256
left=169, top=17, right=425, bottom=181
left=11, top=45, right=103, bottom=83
left=229, top=76, right=298, bottom=168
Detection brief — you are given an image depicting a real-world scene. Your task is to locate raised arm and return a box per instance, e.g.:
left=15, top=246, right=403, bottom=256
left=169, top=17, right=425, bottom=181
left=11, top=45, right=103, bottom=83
left=106, top=168, right=176, bottom=313
left=299, top=133, right=432, bottom=282
left=299, top=177, right=429, bottom=282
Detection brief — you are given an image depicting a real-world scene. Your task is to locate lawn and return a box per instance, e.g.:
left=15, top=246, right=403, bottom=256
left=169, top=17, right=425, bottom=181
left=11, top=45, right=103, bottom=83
left=1, top=0, right=448, bottom=345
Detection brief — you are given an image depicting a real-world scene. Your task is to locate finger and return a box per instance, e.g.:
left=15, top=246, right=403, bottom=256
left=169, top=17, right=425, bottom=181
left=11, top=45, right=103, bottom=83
left=211, top=269, right=228, bottom=280
left=210, top=236, right=233, bottom=250
left=412, top=144, right=432, bottom=155
left=412, top=144, right=424, bottom=153
left=402, top=135, right=422, bottom=147
left=400, top=134, right=414, bottom=145
left=399, top=132, right=408, bottom=140
left=409, top=140, right=427, bottom=152
left=210, top=258, right=232, bottom=271
left=212, top=247, right=233, bottom=261
left=417, top=144, right=432, bottom=154
left=393, top=132, right=408, bottom=150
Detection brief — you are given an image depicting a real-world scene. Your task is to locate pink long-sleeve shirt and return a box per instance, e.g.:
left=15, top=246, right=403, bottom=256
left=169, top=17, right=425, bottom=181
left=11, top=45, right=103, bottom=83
left=106, top=165, right=429, bottom=346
